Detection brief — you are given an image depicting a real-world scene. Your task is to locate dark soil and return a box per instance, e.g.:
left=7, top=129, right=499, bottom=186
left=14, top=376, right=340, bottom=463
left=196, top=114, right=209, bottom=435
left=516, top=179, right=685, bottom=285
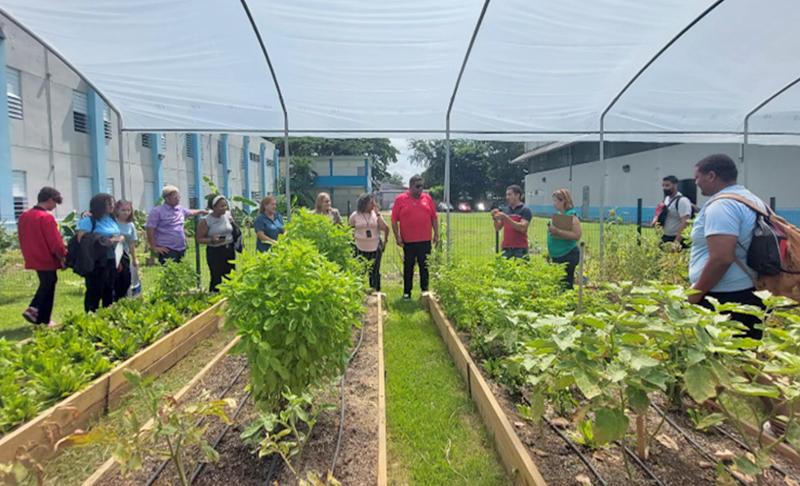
left=98, top=297, right=381, bottom=486
left=458, top=330, right=800, bottom=486
left=97, top=353, right=249, bottom=486
left=273, top=294, right=381, bottom=485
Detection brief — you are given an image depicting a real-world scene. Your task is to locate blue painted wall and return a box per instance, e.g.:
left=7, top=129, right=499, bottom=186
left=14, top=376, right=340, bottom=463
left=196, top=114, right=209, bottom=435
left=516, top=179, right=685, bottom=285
left=191, top=134, right=203, bottom=208
left=259, top=143, right=267, bottom=199
left=150, top=133, right=162, bottom=205
left=0, top=35, right=14, bottom=223
left=241, top=135, right=250, bottom=209
left=87, top=91, right=107, bottom=195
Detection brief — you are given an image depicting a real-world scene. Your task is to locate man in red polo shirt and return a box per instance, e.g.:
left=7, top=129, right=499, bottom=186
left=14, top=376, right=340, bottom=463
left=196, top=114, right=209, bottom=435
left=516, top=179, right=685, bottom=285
left=391, top=175, right=439, bottom=299
left=17, top=187, right=67, bottom=326
left=492, top=184, right=531, bottom=259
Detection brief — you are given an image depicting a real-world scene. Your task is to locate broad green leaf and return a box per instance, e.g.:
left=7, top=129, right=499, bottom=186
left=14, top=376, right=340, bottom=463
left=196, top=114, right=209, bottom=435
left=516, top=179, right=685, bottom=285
left=729, top=382, right=781, bottom=398
left=573, top=369, right=602, bottom=400
left=691, top=412, right=725, bottom=431
left=593, top=408, right=629, bottom=445
left=625, top=386, right=650, bottom=414
left=684, top=364, right=717, bottom=403
left=629, top=354, right=660, bottom=370
left=786, top=421, right=800, bottom=449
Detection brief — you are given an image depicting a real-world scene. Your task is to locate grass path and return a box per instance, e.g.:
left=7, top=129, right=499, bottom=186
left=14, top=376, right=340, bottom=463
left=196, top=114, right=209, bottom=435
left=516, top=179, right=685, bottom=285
left=383, top=281, right=507, bottom=485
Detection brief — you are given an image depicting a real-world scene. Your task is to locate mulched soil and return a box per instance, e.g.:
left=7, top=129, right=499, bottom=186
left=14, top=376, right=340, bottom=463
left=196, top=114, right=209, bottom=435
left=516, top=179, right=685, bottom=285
left=96, top=296, right=381, bottom=486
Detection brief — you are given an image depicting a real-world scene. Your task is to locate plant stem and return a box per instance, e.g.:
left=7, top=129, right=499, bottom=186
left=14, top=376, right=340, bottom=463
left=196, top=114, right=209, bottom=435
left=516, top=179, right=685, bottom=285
left=636, top=414, right=648, bottom=460
left=166, top=436, right=189, bottom=486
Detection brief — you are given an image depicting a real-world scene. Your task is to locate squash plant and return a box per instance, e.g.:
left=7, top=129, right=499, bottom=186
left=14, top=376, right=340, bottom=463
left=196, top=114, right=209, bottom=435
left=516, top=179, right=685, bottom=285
left=221, top=238, right=364, bottom=409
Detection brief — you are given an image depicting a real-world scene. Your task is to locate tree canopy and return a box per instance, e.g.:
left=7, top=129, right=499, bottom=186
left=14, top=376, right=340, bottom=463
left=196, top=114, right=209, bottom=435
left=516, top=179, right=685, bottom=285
left=408, top=140, right=528, bottom=202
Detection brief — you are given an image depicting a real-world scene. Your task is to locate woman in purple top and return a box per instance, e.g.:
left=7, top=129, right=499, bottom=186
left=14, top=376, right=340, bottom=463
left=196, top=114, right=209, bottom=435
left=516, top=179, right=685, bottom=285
left=145, top=185, right=206, bottom=264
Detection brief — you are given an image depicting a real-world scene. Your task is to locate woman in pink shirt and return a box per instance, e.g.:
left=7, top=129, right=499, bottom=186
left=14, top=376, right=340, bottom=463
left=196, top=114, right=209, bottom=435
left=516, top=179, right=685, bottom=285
left=349, top=193, right=389, bottom=291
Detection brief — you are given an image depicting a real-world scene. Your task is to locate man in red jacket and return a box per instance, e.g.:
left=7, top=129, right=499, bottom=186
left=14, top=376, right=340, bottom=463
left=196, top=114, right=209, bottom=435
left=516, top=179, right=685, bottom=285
left=17, top=187, right=67, bottom=326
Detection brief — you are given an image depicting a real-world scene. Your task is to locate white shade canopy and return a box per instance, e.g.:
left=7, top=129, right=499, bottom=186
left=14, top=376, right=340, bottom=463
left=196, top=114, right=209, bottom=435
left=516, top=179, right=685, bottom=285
left=3, top=0, right=800, bottom=143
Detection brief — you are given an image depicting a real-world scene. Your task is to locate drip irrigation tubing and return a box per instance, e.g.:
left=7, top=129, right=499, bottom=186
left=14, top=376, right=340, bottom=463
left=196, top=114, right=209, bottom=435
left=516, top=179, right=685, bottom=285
left=651, top=403, right=749, bottom=486
left=542, top=415, right=609, bottom=486
left=712, top=424, right=796, bottom=480
left=263, top=320, right=367, bottom=485
left=144, top=363, right=249, bottom=486
left=189, top=390, right=253, bottom=484
left=330, top=322, right=366, bottom=475
left=616, top=441, right=666, bottom=486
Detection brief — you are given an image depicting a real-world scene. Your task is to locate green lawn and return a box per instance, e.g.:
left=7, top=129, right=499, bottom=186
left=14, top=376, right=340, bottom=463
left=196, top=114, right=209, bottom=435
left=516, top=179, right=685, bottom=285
left=383, top=281, right=508, bottom=485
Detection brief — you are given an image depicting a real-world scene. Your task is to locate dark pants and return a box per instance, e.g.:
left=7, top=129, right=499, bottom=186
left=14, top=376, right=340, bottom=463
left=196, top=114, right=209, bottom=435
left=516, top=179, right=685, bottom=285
left=552, top=246, right=580, bottom=289
left=502, top=247, right=529, bottom=259
left=207, top=244, right=236, bottom=293
left=30, top=271, right=57, bottom=324
left=698, top=288, right=765, bottom=340
left=114, top=254, right=131, bottom=302
left=661, top=234, right=688, bottom=249
left=158, top=248, right=185, bottom=265
left=357, top=248, right=383, bottom=291
left=403, top=241, right=431, bottom=295
left=85, top=259, right=116, bottom=312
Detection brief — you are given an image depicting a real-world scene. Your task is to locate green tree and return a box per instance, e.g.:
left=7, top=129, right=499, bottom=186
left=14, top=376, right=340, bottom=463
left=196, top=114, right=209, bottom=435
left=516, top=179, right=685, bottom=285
left=381, top=172, right=405, bottom=186
left=409, top=140, right=527, bottom=202
left=267, top=137, right=399, bottom=187
left=277, top=156, right=318, bottom=209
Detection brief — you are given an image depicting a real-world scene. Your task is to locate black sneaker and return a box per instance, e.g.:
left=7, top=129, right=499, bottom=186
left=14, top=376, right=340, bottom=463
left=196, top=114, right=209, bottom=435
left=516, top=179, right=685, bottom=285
left=22, top=307, right=38, bottom=324
left=402, top=293, right=411, bottom=300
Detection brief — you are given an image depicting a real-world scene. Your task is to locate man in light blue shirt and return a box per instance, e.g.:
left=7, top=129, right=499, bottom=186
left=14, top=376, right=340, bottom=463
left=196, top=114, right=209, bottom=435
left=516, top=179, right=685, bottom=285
left=689, top=153, right=766, bottom=339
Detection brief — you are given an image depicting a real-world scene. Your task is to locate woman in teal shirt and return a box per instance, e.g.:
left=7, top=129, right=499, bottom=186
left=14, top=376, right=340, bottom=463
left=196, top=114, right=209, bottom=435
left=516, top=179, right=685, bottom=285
left=254, top=196, right=284, bottom=252
left=547, top=188, right=582, bottom=288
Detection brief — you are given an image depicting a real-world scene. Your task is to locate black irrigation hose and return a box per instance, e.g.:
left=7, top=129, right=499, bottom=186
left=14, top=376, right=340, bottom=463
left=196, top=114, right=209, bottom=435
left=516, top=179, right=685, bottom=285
left=145, top=363, right=249, bottom=486
left=189, top=390, right=253, bottom=484
left=262, top=323, right=366, bottom=486
left=330, top=323, right=367, bottom=475
left=542, top=416, right=610, bottom=486
left=651, top=404, right=749, bottom=486
left=712, top=424, right=796, bottom=480
left=616, top=441, right=667, bottom=486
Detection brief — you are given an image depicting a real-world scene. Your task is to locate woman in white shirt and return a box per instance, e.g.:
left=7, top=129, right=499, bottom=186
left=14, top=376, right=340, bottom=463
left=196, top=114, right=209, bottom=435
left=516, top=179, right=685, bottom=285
left=197, top=195, right=236, bottom=292
left=349, top=193, right=389, bottom=291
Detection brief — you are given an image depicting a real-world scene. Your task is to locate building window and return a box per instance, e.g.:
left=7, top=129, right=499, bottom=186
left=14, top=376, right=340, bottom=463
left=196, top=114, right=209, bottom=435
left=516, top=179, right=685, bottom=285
left=12, top=171, right=27, bottom=219
left=251, top=191, right=261, bottom=202
left=249, top=152, right=259, bottom=162
left=142, top=133, right=152, bottom=148
left=106, top=178, right=115, bottom=197
left=6, top=67, right=23, bottom=120
left=73, top=91, right=88, bottom=134
left=185, top=134, right=195, bottom=159
left=103, top=108, right=112, bottom=141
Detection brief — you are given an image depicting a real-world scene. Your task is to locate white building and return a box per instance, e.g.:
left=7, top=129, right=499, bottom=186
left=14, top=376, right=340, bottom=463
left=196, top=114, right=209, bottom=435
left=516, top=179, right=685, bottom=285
left=518, top=141, right=800, bottom=225
left=0, top=14, right=277, bottom=224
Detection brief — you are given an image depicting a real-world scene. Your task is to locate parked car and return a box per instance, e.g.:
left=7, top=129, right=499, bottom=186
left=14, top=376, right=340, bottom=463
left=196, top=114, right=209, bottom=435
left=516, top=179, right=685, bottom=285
left=437, top=202, right=454, bottom=212
left=457, top=202, right=472, bottom=212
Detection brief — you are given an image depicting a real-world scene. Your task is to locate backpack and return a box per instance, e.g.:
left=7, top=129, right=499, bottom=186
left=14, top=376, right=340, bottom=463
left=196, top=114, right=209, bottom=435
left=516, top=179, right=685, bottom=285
left=654, top=195, right=693, bottom=227
left=65, top=218, right=96, bottom=276
left=711, top=194, right=800, bottom=300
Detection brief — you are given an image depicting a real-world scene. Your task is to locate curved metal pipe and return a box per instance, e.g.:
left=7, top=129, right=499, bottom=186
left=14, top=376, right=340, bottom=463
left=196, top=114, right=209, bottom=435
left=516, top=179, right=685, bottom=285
left=239, top=0, right=292, bottom=216
left=597, top=0, right=727, bottom=268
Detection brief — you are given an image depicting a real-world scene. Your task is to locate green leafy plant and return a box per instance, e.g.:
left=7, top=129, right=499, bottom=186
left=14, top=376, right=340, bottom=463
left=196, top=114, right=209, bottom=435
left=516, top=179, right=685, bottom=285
left=241, top=389, right=333, bottom=480
left=221, top=238, right=363, bottom=408
left=280, top=209, right=363, bottom=274
left=62, top=370, right=235, bottom=486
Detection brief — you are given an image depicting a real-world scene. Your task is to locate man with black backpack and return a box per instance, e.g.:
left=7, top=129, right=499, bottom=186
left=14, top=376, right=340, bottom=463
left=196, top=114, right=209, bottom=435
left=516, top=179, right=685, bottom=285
left=688, top=154, right=766, bottom=339
left=656, top=175, right=693, bottom=247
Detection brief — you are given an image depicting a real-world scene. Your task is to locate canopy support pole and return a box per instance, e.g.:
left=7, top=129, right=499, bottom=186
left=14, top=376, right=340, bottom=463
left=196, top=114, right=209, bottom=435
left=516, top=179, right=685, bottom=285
left=444, top=0, right=491, bottom=258
left=741, top=75, right=800, bottom=187
left=239, top=0, right=291, bottom=217
left=597, top=0, right=724, bottom=274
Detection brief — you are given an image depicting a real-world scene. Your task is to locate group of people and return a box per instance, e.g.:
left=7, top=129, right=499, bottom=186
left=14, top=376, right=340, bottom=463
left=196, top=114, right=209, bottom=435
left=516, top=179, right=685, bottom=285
left=15, top=153, right=771, bottom=341
left=17, top=185, right=206, bottom=326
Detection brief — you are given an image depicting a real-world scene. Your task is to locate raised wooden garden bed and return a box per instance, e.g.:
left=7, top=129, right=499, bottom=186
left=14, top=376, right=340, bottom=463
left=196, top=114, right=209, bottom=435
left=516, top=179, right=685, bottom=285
left=0, top=300, right=225, bottom=465
left=82, top=296, right=386, bottom=486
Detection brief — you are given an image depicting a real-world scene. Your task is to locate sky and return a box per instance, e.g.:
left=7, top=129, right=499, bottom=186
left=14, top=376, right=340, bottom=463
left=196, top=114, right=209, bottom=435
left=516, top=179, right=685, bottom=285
left=387, top=138, right=418, bottom=184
